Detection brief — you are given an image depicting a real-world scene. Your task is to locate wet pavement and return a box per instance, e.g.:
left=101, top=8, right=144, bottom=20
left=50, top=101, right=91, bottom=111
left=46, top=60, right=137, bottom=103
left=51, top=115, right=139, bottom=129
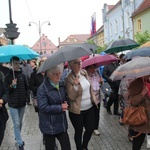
left=0, top=103, right=149, bottom=150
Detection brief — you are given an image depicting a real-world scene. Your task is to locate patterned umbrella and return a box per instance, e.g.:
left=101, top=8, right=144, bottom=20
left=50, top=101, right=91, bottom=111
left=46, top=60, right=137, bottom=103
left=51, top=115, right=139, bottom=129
left=110, top=57, right=150, bottom=81
left=140, top=41, right=150, bottom=48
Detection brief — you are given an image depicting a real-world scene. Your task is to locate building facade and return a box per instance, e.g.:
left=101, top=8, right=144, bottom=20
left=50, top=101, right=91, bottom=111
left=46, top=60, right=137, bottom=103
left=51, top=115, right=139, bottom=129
left=32, top=34, right=58, bottom=55
left=58, top=34, right=90, bottom=48
left=88, top=25, right=104, bottom=47
left=0, top=28, right=10, bottom=45
left=102, top=0, right=143, bottom=45
left=131, top=0, right=150, bottom=39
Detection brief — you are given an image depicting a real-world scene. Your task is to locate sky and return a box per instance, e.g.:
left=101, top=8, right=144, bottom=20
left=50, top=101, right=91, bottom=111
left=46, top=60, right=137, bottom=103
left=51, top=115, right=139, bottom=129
left=0, top=0, right=119, bottom=47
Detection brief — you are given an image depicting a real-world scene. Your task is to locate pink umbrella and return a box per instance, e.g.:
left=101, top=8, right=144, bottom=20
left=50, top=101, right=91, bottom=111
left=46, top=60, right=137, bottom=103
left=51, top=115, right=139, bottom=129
left=82, top=54, right=118, bottom=68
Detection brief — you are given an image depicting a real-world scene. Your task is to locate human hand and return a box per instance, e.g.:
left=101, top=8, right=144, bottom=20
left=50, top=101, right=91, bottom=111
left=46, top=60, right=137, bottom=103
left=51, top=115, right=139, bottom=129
left=141, top=86, right=148, bottom=96
left=0, top=99, right=4, bottom=107
left=12, top=78, right=17, bottom=86
left=62, top=101, right=68, bottom=112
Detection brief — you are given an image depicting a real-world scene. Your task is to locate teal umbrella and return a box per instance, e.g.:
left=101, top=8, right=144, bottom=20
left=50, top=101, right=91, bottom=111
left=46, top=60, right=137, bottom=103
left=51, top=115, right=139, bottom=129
left=105, top=38, right=140, bottom=53
left=0, top=45, right=39, bottom=62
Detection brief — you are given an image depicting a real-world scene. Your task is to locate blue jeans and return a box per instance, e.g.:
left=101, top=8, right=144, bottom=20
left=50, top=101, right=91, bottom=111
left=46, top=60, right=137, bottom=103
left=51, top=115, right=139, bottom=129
left=9, top=106, right=25, bottom=146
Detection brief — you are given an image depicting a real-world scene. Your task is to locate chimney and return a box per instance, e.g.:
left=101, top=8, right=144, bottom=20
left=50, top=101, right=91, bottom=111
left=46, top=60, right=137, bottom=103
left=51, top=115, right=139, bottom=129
left=58, top=37, right=60, bottom=45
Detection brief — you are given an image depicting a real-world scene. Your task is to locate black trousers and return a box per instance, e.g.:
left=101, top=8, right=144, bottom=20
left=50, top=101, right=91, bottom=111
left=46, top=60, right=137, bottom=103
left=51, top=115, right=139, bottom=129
left=93, top=103, right=100, bottom=130
left=69, top=106, right=95, bottom=150
left=131, top=129, right=146, bottom=150
left=0, top=113, right=6, bottom=146
left=106, top=87, right=119, bottom=113
left=44, top=132, right=71, bottom=150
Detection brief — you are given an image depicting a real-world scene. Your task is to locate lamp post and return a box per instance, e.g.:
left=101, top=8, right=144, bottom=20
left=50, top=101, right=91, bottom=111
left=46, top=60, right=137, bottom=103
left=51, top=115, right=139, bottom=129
left=29, top=21, right=50, bottom=54
left=3, top=0, right=20, bottom=44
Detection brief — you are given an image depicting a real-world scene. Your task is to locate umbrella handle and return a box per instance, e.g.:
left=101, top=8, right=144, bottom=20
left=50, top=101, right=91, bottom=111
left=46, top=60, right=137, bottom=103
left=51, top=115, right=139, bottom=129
left=11, top=61, right=15, bottom=79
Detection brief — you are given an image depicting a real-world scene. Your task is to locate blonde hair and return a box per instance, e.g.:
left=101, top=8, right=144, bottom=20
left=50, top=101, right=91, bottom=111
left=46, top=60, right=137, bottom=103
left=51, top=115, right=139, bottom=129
left=68, top=58, right=81, bottom=67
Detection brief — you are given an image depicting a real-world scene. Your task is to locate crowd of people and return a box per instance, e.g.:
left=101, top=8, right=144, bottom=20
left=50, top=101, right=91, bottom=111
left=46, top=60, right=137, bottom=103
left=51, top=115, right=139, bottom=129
left=0, top=52, right=150, bottom=150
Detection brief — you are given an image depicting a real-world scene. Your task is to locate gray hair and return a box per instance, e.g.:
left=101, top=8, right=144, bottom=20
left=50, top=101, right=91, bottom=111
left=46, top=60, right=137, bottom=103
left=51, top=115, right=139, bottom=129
left=46, top=65, right=61, bottom=76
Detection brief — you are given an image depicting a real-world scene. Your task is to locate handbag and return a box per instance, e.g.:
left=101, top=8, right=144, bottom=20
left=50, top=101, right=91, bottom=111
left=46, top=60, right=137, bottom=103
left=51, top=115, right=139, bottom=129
left=100, top=82, right=112, bottom=97
left=123, top=106, right=147, bottom=126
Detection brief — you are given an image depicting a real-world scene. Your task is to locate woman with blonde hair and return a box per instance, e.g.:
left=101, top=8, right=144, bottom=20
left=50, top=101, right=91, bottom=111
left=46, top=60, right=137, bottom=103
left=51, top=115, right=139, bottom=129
left=65, top=58, right=96, bottom=150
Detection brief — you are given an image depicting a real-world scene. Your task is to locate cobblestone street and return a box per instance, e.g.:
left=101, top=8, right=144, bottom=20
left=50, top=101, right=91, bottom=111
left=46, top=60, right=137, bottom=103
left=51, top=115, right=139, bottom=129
left=0, top=104, right=149, bottom=150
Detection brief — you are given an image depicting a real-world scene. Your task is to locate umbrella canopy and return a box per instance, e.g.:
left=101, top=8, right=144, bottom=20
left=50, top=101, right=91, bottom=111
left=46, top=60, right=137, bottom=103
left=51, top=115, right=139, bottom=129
left=69, top=43, right=97, bottom=53
left=82, top=54, right=118, bottom=68
left=110, top=57, right=150, bottom=81
left=123, top=47, right=150, bottom=60
left=37, top=43, right=95, bottom=73
left=0, top=45, right=39, bottom=62
left=39, top=53, right=51, bottom=58
left=105, top=38, right=140, bottom=53
left=140, top=41, right=150, bottom=48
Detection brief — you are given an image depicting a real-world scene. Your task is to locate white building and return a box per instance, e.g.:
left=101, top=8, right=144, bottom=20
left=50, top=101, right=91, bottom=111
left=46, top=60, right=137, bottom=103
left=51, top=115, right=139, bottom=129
left=102, top=0, right=143, bottom=45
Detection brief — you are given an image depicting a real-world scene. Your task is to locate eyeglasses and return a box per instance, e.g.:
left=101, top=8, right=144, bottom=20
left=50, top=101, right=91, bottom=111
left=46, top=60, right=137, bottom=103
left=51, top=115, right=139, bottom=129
left=52, top=72, right=61, bottom=76
left=73, top=61, right=82, bottom=65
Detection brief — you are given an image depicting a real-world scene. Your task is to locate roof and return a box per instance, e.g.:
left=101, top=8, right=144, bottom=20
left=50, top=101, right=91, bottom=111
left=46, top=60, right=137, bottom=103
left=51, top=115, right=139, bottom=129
left=132, top=0, right=150, bottom=17
left=61, top=34, right=90, bottom=43
left=70, top=34, right=90, bottom=42
left=96, top=25, right=104, bottom=34
left=107, top=0, right=121, bottom=14
left=32, top=34, right=58, bottom=50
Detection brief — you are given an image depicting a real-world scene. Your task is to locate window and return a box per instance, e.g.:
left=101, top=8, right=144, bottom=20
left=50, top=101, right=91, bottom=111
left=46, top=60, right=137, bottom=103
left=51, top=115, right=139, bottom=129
left=126, top=11, right=130, bottom=28
left=120, top=16, right=123, bottom=31
left=137, top=19, right=141, bottom=31
left=115, top=20, right=118, bottom=34
left=109, top=23, right=112, bottom=36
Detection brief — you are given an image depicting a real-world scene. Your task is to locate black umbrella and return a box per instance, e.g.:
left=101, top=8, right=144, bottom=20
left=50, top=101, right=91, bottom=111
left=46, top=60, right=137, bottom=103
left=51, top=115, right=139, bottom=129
left=105, top=38, right=140, bottom=53
left=37, top=43, right=97, bottom=73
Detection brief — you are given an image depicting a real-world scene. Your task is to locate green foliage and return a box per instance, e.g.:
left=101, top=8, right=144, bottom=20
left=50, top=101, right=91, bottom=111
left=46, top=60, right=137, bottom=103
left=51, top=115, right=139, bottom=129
left=134, top=30, right=150, bottom=45
left=87, top=39, right=107, bottom=54
left=96, top=45, right=107, bottom=54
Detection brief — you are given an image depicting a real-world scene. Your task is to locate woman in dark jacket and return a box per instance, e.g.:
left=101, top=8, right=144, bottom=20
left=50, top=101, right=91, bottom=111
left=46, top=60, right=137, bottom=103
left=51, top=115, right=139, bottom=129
left=0, top=71, right=9, bottom=146
left=29, top=58, right=46, bottom=112
left=29, top=71, right=45, bottom=112
left=37, top=65, right=71, bottom=150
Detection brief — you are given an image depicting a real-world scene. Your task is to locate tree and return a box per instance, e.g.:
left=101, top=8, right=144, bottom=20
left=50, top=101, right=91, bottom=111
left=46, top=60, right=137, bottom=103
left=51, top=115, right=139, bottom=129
left=134, top=30, right=150, bottom=45
left=87, top=39, right=107, bottom=54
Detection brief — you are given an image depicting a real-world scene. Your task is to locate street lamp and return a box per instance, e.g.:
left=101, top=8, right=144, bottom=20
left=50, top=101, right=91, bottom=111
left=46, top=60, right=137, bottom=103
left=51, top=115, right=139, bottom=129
left=3, top=0, right=20, bottom=44
left=28, top=21, right=50, bottom=54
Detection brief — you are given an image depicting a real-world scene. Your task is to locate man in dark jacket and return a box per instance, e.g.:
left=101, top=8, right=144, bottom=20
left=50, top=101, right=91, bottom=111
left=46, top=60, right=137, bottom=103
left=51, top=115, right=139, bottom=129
left=4, top=56, right=28, bottom=150
left=102, top=60, right=120, bottom=115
